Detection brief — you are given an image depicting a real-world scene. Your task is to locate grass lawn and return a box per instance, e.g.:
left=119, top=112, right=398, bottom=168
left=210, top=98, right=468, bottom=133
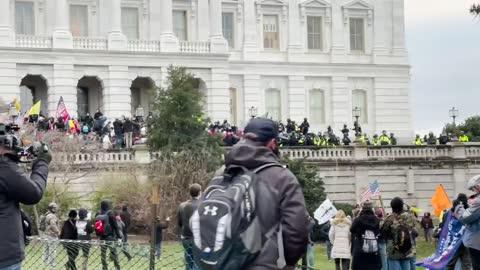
left=22, top=238, right=437, bottom=269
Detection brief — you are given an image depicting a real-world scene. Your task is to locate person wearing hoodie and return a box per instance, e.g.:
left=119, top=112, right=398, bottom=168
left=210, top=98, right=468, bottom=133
left=221, top=118, right=309, bottom=270
left=60, top=210, right=79, bottom=270
left=76, top=208, right=94, bottom=270
left=97, top=200, right=123, bottom=270
left=420, top=212, right=434, bottom=243
left=329, top=210, right=352, bottom=270
left=350, top=201, right=381, bottom=270
left=455, top=175, right=480, bottom=269
left=115, top=215, right=132, bottom=261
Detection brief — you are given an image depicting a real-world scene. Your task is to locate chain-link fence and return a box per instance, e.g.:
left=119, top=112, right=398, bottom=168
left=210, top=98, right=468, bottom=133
left=23, top=236, right=194, bottom=270
left=23, top=236, right=318, bottom=270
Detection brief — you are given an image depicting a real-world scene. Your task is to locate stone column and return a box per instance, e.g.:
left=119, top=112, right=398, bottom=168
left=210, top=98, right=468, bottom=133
left=108, top=0, right=127, bottom=50
left=149, top=0, right=162, bottom=39
left=51, top=64, right=77, bottom=117
left=288, top=75, right=305, bottom=121
left=0, top=1, right=14, bottom=47
left=0, top=62, right=19, bottom=106
left=209, top=0, right=228, bottom=53
left=330, top=1, right=346, bottom=63
left=104, top=66, right=131, bottom=119
left=197, top=0, right=210, bottom=41
left=243, top=0, right=259, bottom=60
left=287, top=0, right=302, bottom=60
left=160, top=0, right=179, bottom=52
left=52, top=0, right=73, bottom=49
left=373, top=0, right=386, bottom=62
left=209, top=68, right=230, bottom=121
left=243, top=74, right=261, bottom=120
left=392, top=0, right=407, bottom=56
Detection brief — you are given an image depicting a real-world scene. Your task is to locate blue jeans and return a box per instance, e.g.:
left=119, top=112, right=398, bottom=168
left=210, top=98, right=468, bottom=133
left=0, top=263, right=21, bottom=270
left=307, top=244, right=315, bottom=268
left=155, top=242, right=162, bottom=258
left=378, top=242, right=387, bottom=270
left=182, top=239, right=198, bottom=270
left=326, top=240, right=332, bottom=260
left=388, top=258, right=413, bottom=270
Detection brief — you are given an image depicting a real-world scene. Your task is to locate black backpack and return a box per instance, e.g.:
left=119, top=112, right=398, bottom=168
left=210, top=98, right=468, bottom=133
left=190, top=163, right=281, bottom=270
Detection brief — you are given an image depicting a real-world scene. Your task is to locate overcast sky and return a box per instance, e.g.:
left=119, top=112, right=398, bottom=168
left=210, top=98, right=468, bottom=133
left=405, top=0, right=480, bottom=134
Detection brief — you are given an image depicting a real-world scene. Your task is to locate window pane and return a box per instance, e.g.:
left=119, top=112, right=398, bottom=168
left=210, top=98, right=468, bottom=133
left=349, top=18, right=365, bottom=51
left=173, top=10, right=187, bottom=41
left=263, top=15, right=279, bottom=49
left=222, top=13, right=234, bottom=48
left=15, top=1, right=34, bottom=35
left=307, top=16, right=322, bottom=50
left=122, top=8, right=139, bottom=40
left=352, top=90, right=367, bottom=123
left=266, top=89, right=281, bottom=121
left=70, top=5, right=88, bottom=37
left=309, top=89, right=325, bottom=124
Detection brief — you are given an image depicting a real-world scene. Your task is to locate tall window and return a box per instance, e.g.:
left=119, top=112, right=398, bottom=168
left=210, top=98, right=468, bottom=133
left=229, top=88, right=237, bottom=125
left=173, top=10, right=187, bottom=41
left=307, top=16, right=322, bottom=50
left=15, top=1, right=34, bottom=35
left=352, top=89, right=367, bottom=123
left=222, top=13, right=234, bottom=48
left=70, top=5, right=88, bottom=37
left=309, top=89, right=325, bottom=124
left=122, top=8, right=139, bottom=40
left=263, top=15, right=279, bottom=50
left=349, top=18, right=365, bottom=52
left=265, top=88, right=281, bottom=121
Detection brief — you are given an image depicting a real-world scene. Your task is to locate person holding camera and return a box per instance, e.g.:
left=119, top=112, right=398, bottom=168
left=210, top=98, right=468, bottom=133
left=0, top=127, right=52, bottom=270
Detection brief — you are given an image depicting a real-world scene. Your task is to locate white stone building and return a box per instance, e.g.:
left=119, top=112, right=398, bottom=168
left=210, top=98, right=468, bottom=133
left=0, top=0, right=412, bottom=137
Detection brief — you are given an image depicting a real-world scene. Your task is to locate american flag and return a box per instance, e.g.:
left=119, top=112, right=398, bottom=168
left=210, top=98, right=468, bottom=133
left=56, top=96, right=70, bottom=122
left=361, top=180, right=381, bottom=203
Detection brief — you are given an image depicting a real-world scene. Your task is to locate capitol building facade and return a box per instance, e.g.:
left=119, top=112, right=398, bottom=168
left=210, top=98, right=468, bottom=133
left=0, top=0, right=411, bottom=137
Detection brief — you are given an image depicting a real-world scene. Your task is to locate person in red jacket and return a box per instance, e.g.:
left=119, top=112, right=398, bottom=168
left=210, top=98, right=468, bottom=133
left=421, top=212, right=434, bottom=243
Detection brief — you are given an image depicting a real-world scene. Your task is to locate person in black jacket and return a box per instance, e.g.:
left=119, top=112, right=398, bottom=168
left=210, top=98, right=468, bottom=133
left=112, top=119, right=124, bottom=149
left=0, top=134, right=51, bottom=270
left=60, top=210, right=79, bottom=270
left=154, top=216, right=170, bottom=259
left=98, top=200, right=123, bottom=270
left=123, top=118, right=134, bottom=149
left=119, top=206, right=131, bottom=242
left=178, top=184, right=202, bottom=270
left=350, top=201, right=382, bottom=270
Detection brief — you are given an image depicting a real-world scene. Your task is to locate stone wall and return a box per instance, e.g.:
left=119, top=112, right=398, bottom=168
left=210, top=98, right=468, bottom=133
left=49, top=143, right=480, bottom=212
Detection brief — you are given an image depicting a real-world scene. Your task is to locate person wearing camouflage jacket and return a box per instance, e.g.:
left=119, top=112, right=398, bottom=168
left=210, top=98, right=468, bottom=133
left=380, top=197, right=417, bottom=270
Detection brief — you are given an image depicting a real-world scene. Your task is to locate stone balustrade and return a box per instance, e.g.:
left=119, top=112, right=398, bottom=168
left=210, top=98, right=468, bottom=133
left=50, top=143, right=480, bottom=166
left=179, top=41, right=211, bottom=53
left=73, top=37, right=108, bottom=50
left=16, top=35, right=52, bottom=49
left=127, top=40, right=161, bottom=52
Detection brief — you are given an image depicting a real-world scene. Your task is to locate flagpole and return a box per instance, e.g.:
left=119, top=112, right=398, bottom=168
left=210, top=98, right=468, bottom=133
left=378, top=195, right=386, bottom=215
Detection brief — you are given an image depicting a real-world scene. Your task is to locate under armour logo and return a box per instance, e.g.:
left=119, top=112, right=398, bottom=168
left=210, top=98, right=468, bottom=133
left=203, top=206, right=218, bottom=216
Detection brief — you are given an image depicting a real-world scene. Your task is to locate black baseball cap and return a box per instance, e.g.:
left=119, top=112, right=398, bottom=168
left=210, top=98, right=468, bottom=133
left=244, top=118, right=285, bottom=142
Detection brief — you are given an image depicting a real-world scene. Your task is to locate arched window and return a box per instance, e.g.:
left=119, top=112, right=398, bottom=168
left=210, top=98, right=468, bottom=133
left=352, top=89, right=367, bottom=123
left=265, top=88, right=281, bottom=121
left=309, top=89, right=325, bottom=124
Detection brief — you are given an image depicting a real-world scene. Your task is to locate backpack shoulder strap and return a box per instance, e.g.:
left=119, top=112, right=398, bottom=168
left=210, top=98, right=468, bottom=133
left=253, top=163, right=284, bottom=174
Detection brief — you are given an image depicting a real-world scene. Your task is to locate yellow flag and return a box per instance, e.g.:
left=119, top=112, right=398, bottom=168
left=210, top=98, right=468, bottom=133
left=13, top=98, right=21, bottom=112
left=28, top=101, right=41, bottom=116
left=431, top=184, right=452, bottom=217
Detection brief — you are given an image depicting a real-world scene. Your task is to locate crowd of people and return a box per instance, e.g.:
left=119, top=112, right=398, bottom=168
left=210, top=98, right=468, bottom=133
left=22, top=109, right=152, bottom=150
left=413, top=131, right=469, bottom=145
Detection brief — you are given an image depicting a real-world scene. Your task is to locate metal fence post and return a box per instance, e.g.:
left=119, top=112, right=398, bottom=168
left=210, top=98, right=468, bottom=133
left=150, top=184, right=159, bottom=270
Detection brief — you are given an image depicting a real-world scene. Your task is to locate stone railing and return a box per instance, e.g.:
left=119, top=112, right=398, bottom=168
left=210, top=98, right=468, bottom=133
left=73, top=37, right=108, bottom=50
left=16, top=35, right=52, bottom=48
left=50, top=143, right=480, bottom=166
left=127, top=40, right=161, bottom=52
left=179, top=41, right=210, bottom=53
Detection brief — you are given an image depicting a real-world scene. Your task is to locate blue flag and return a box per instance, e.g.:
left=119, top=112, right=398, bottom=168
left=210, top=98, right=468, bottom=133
left=416, top=211, right=465, bottom=270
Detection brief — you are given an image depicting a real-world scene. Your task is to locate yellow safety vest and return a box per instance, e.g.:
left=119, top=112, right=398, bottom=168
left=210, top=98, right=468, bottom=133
left=460, top=135, right=469, bottom=143
left=414, top=139, right=423, bottom=146
left=379, top=135, right=391, bottom=145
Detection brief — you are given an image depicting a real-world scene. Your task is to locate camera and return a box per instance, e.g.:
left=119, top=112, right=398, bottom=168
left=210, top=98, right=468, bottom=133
left=0, top=123, right=44, bottom=161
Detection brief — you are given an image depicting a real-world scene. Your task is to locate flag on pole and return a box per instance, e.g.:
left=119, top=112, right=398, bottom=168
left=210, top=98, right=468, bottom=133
left=361, top=180, right=381, bottom=203
left=431, top=184, right=452, bottom=217
left=27, top=101, right=41, bottom=116
left=56, top=96, right=70, bottom=122
left=314, top=198, right=338, bottom=225
left=9, top=98, right=21, bottom=112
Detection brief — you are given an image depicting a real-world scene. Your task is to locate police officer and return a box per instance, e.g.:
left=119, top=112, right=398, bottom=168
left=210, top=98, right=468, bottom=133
left=379, top=130, right=391, bottom=146
left=0, top=124, right=52, bottom=270
left=459, top=131, right=470, bottom=143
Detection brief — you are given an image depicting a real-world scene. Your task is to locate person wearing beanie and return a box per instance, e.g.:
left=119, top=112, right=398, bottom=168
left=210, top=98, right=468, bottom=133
left=350, top=201, right=381, bottom=270
left=380, top=197, right=417, bottom=270
left=77, top=208, right=94, bottom=270
left=60, top=210, right=78, bottom=270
